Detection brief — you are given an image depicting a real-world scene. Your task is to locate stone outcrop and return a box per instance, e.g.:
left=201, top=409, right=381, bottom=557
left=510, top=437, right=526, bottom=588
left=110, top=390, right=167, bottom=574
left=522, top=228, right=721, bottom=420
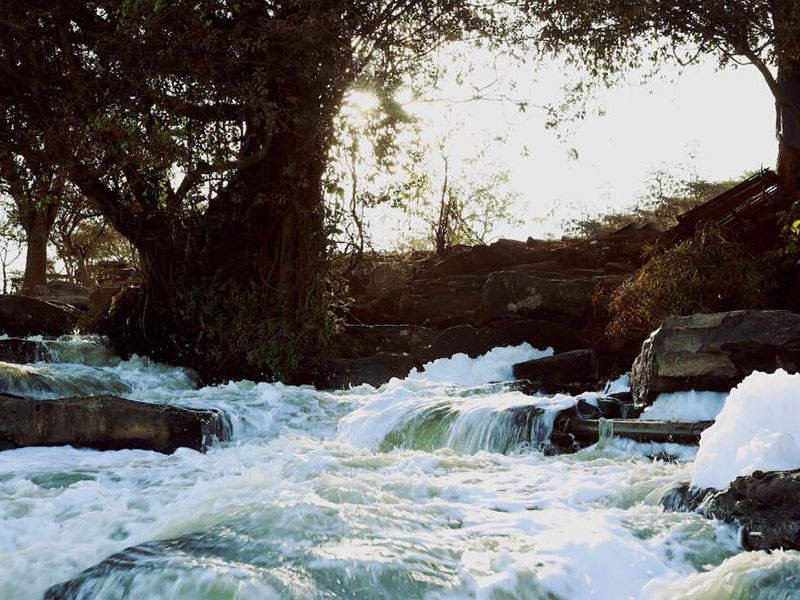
left=0, top=393, right=229, bottom=454
left=0, top=295, right=78, bottom=337
left=631, top=310, right=800, bottom=404
left=512, top=349, right=599, bottom=390
left=661, top=468, right=800, bottom=552
left=337, top=325, right=436, bottom=359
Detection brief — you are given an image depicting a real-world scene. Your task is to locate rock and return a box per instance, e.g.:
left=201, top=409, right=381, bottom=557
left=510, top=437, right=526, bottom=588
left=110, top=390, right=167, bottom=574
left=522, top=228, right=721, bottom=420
left=0, top=295, right=78, bottom=336
left=0, top=338, right=51, bottom=363
left=512, top=349, right=599, bottom=387
left=481, top=271, right=618, bottom=322
left=631, top=311, right=800, bottom=404
left=336, top=325, right=436, bottom=359
left=27, top=281, right=90, bottom=310
left=425, top=320, right=586, bottom=361
left=79, top=285, right=124, bottom=332
left=425, top=242, right=542, bottom=278
left=352, top=275, right=485, bottom=326
left=660, top=469, right=800, bottom=551
left=707, top=468, right=800, bottom=551
left=0, top=393, right=229, bottom=454
left=315, top=353, right=419, bottom=389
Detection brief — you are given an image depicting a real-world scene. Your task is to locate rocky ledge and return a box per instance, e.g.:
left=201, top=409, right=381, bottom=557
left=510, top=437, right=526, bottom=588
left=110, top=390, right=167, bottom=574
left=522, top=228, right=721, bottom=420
left=0, top=393, right=230, bottom=454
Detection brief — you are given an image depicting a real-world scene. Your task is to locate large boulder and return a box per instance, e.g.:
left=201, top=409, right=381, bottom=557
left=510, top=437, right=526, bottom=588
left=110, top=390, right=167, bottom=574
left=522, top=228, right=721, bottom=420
left=425, top=320, right=586, bottom=361
left=0, top=393, right=230, bottom=454
left=315, top=353, right=419, bottom=389
left=631, top=311, right=800, bottom=404
left=0, top=295, right=78, bottom=336
left=512, top=349, right=599, bottom=390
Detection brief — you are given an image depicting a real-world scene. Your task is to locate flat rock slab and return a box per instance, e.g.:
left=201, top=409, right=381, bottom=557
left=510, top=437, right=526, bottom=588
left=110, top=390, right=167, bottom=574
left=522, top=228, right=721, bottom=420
left=0, top=393, right=229, bottom=454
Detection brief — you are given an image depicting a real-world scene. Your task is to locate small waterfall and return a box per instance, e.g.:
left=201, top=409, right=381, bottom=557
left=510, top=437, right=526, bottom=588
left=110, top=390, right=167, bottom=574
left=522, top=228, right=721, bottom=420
left=596, top=417, right=614, bottom=449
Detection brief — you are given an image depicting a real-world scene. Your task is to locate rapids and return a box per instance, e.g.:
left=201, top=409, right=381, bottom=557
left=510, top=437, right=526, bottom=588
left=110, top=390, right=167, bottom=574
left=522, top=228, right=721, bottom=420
left=0, top=336, right=798, bottom=599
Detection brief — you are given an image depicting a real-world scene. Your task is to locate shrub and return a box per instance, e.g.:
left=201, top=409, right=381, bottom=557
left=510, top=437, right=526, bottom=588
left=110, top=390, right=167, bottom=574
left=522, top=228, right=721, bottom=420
left=605, top=228, right=775, bottom=350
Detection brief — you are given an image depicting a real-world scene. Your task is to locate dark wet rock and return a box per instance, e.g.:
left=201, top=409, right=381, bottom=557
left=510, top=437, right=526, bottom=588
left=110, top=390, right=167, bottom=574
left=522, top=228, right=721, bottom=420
left=659, top=481, right=714, bottom=513
left=424, top=242, right=542, bottom=278
left=631, top=310, right=800, bottom=404
left=315, top=352, right=419, bottom=389
left=424, top=320, right=586, bottom=361
left=0, top=295, right=78, bottom=337
left=0, top=338, right=51, bottom=363
left=708, top=469, right=800, bottom=551
left=574, top=399, right=602, bottom=419
left=0, top=393, right=229, bottom=454
left=351, top=274, right=485, bottom=327
left=661, top=469, right=800, bottom=551
left=27, top=281, right=90, bottom=310
left=481, top=272, right=619, bottom=322
left=513, top=349, right=599, bottom=387
left=336, top=324, right=436, bottom=359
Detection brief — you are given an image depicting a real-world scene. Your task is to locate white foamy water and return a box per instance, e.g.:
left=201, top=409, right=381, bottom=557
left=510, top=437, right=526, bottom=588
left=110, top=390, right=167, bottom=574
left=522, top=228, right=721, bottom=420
left=0, top=338, right=796, bottom=599
left=692, top=370, right=800, bottom=490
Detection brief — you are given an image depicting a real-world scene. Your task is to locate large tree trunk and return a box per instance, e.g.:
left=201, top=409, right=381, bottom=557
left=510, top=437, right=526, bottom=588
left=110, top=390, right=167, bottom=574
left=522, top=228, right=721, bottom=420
left=20, top=205, right=57, bottom=291
left=110, top=129, right=333, bottom=383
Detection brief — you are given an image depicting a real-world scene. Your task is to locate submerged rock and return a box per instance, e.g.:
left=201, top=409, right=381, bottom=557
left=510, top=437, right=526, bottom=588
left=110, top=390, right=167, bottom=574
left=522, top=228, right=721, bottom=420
left=0, top=295, right=78, bottom=336
left=0, top=393, right=229, bottom=454
left=631, top=311, right=800, bottom=404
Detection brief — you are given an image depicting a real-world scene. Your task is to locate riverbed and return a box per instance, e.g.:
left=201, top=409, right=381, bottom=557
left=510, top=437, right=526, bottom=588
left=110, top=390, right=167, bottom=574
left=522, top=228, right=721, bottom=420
left=1, top=337, right=798, bottom=599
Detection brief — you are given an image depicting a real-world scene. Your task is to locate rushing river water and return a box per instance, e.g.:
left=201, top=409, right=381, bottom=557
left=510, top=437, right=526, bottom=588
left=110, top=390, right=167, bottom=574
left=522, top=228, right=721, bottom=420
left=1, top=336, right=799, bottom=599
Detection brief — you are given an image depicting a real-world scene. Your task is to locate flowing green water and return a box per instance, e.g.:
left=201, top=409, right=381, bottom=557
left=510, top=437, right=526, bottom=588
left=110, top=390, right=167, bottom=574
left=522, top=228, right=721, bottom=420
left=0, top=337, right=797, bottom=599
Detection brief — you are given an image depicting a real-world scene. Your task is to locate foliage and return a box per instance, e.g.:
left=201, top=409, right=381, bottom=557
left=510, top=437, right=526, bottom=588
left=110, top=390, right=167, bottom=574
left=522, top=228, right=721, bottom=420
left=0, top=1, right=535, bottom=379
left=605, top=228, right=774, bottom=349
left=564, top=169, right=740, bottom=238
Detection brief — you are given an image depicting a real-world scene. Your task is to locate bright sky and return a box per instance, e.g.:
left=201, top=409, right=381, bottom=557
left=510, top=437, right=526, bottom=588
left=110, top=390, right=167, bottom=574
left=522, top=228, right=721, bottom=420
left=357, top=47, right=776, bottom=246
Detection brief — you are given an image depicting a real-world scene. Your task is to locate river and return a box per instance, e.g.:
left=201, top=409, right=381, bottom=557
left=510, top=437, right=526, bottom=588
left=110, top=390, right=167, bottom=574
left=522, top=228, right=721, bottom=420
left=1, top=336, right=798, bottom=599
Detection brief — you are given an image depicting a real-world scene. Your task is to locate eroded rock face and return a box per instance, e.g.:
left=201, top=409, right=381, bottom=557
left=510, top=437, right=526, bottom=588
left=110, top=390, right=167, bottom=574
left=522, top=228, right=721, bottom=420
left=336, top=325, right=436, bottom=359
left=0, top=295, right=78, bottom=337
left=631, top=311, right=800, bottom=405
left=0, top=393, right=229, bottom=454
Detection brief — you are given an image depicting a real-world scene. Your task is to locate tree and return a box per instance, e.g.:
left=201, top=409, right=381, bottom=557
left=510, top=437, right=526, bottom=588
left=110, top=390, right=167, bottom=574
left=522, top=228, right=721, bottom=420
left=0, top=156, right=62, bottom=290
left=0, top=1, right=530, bottom=380
left=525, top=1, right=800, bottom=193
left=0, top=199, right=23, bottom=294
